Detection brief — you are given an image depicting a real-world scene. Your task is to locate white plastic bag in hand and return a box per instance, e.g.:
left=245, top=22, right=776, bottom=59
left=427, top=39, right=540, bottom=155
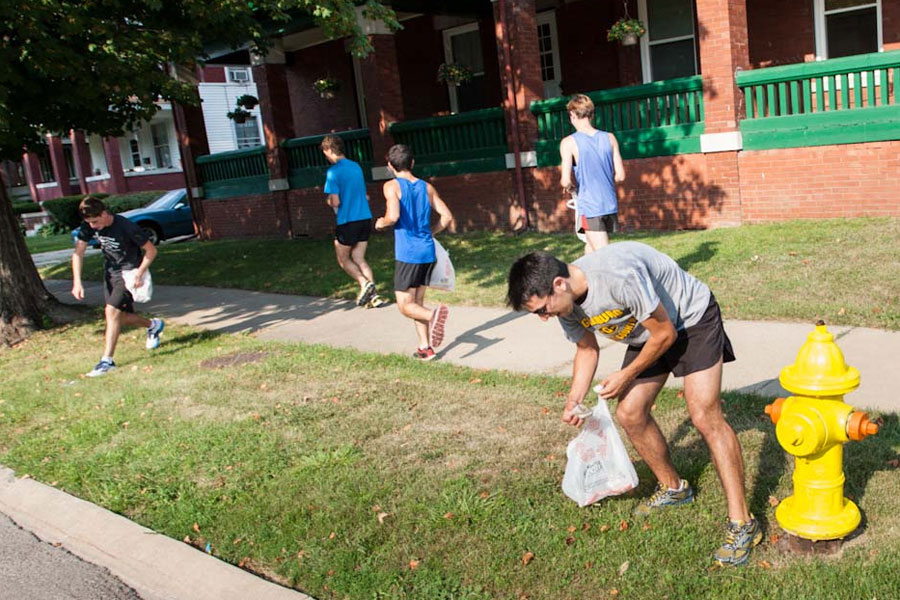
left=561, top=393, right=638, bottom=507
left=122, top=268, right=153, bottom=303
left=428, top=238, right=455, bottom=292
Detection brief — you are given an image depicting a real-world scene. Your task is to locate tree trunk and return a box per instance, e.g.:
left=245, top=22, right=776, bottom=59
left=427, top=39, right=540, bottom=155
left=0, top=184, right=64, bottom=346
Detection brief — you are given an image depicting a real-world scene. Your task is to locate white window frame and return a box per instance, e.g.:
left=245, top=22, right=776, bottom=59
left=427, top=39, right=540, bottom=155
left=813, top=0, right=882, bottom=61
left=537, top=11, right=563, bottom=99
left=442, top=22, right=484, bottom=114
left=227, top=67, right=252, bottom=83
left=637, top=0, right=698, bottom=83
left=233, top=116, right=262, bottom=149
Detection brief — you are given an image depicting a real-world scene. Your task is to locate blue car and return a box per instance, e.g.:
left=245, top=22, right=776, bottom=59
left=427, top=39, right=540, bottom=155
left=72, top=188, right=193, bottom=246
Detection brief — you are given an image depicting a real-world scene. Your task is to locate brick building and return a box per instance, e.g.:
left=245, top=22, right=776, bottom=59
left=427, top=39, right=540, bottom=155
left=172, top=0, right=900, bottom=239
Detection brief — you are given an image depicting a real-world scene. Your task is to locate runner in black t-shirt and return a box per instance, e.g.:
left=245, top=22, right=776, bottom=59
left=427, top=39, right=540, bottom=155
left=72, top=196, right=166, bottom=376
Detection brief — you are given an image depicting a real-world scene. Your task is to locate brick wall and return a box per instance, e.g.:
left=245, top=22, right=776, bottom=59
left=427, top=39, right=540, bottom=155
left=739, top=142, right=900, bottom=222
left=286, top=40, right=360, bottom=137
left=747, top=0, right=814, bottom=68
left=554, top=0, right=621, bottom=94
left=395, top=16, right=451, bottom=119
left=124, top=172, right=185, bottom=193
left=199, top=194, right=292, bottom=239
left=885, top=0, right=900, bottom=50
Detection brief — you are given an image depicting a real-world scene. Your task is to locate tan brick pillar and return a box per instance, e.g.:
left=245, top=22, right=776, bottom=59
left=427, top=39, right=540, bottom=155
left=102, top=137, right=128, bottom=194
left=493, top=0, right=542, bottom=152
left=69, top=131, right=93, bottom=194
left=696, top=0, right=750, bottom=227
left=47, top=136, right=75, bottom=195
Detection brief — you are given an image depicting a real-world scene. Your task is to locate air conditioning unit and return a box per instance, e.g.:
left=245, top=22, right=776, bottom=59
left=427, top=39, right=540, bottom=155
left=228, top=68, right=250, bottom=83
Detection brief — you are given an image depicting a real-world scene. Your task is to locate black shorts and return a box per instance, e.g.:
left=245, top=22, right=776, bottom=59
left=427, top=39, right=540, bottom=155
left=579, top=214, right=617, bottom=234
left=335, top=218, right=372, bottom=246
left=394, top=260, right=435, bottom=291
left=621, top=296, right=735, bottom=379
left=103, top=271, right=134, bottom=313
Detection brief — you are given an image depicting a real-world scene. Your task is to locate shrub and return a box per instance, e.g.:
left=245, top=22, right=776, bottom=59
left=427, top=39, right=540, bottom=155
left=42, top=195, right=93, bottom=228
left=12, top=201, right=43, bottom=216
left=104, top=190, right=166, bottom=214
left=43, top=190, right=161, bottom=228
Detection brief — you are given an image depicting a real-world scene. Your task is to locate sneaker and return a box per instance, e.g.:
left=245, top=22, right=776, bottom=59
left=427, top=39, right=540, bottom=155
left=146, top=318, right=165, bottom=350
left=714, top=515, right=763, bottom=566
left=412, top=347, right=437, bottom=361
left=86, top=359, right=116, bottom=377
left=357, top=282, right=377, bottom=307
left=428, top=304, right=449, bottom=348
left=366, top=295, right=388, bottom=308
left=633, top=479, right=694, bottom=516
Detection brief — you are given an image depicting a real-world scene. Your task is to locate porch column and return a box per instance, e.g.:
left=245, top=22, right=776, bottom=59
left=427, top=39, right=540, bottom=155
left=69, top=131, right=93, bottom=194
left=356, top=16, right=403, bottom=176
left=47, top=135, right=74, bottom=195
left=493, top=0, right=542, bottom=152
left=696, top=0, right=750, bottom=227
left=252, top=40, right=295, bottom=237
left=22, top=152, right=43, bottom=203
left=102, top=137, right=128, bottom=194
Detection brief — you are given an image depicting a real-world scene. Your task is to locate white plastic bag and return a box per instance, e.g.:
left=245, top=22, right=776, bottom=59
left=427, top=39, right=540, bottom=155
left=122, top=268, right=153, bottom=303
left=566, top=190, right=587, bottom=244
left=561, top=391, right=638, bottom=507
left=428, top=238, right=455, bottom=292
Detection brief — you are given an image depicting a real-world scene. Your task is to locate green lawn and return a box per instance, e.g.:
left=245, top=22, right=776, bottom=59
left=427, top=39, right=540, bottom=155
left=1, top=321, right=898, bottom=599
left=42, top=218, right=900, bottom=329
left=26, top=233, right=73, bottom=253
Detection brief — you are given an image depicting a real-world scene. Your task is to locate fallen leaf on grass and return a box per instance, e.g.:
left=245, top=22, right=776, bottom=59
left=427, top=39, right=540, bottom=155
left=757, top=560, right=773, bottom=569
left=838, top=307, right=846, bottom=316
left=609, top=590, right=620, bottom=597
left=768, top=495, right=780, bottom=507
left=479, top=491, right=490, bottom=499
left=885, top=458, right=899, bottom=468
left=238, top=557, right=250, bottom=568
left=582, top=523, right=591, bottom=531
left=328, top=532, right=336, bottom=539
left=521, top=552, right=535, bottom=565
left=541, top=407, right=550, bottom=415
left=618, top=520, right=629, bottom=531
left=183, top=536, right=191, bottom=543
left=641, top=523, right=652, bottom=531
left=567, top=525, right=576, bottom=533
left=565, top=536, right=575, bottom=546
left=376, top=512, right=391, bottom=524
left=468, top=378, right=482, bottom=384
left=617, top=560, right=630, bottom=576
left=444, top=512, right=454, bottom=519
left=408, top=560, right=419, bottom=570
left=193, top=523, right=200, bottom=533
left=599, top=524, right=611, bottom=532
left=769, top=534, right=781, bottom=544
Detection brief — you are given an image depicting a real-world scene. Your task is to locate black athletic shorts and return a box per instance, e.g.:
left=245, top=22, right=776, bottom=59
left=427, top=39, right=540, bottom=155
left=579, top=214, right=618, bottom=234
left=103, top=270, right=134, bottom=313
left=621, top=295, right=735, bottom=379
left=335, top=218, right=372, bottom=246
left=394, top=260, right=435, bottom=291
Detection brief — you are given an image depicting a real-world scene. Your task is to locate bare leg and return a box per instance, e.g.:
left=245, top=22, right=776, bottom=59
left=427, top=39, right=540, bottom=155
left=394, top=286, right=431, bottom=349
left=615, top=373, right=682, bottom=490
left=683, top=359, right=750, bottom=522
left=584, top=230, right=610, bottom=253
left=334, top=240, right=368, bottom=287
left=103, top=306, right=150, bottom=358
left=350, top=241, right=374, bottom=284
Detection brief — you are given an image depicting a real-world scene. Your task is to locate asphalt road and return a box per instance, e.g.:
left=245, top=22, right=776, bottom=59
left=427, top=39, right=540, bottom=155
left=0, top=512, right=143, bottom=600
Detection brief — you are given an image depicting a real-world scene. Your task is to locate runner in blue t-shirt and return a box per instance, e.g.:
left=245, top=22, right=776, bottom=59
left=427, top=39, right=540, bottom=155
left=374, top=144, right=454, bottom=361
left=321, top=135, right=385, bottom=308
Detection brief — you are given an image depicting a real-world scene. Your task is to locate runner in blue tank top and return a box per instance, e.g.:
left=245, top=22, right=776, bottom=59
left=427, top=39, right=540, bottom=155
left=560, top=93, right=626, bottom=254
left=375, top=144, right=455, bottom=361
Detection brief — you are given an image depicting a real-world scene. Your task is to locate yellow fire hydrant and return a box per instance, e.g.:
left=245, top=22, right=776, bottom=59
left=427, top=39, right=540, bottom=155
left=764, top=321, right=878, bottom=540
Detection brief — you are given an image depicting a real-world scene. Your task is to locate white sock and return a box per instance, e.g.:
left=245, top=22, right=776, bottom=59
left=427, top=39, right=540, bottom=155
left=101, top=356, right=114, bottom=363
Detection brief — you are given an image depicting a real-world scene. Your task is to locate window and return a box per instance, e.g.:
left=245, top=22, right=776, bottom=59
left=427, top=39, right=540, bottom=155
left=151, top=123, right=173, bottom=168
left=37, top=147, right=55, bottom=182
left=129, top=138, right=142, bottom=168
left=537, top=12, right=562, bottom=98
left=62, top=145, right=78, bottom=179
left=234, top=116, right=261, bottom=149
left=227, top=67, right=251, bottom=83
left=815, top=0, right=881, bottom=59
left=442, top=23, right=488, bottom=113
left=638, top=0, right=698, bottom=83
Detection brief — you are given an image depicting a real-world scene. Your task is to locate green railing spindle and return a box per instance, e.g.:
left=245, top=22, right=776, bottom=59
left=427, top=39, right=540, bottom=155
left=196, top=146, right=269, bottom=199
left=282, top=128, right=373, bottom=189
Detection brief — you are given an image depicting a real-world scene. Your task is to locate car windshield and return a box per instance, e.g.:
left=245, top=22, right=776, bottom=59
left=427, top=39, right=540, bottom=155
left=144, top=189, right=185, bottom=210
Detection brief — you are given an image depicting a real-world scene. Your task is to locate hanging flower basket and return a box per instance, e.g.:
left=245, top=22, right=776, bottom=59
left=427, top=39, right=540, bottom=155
left=312, top=77, right=340, bottom=99
left=227, top=108, right=251, bottom=124
left=607, top=18, right=645, bottom=45
left=437, top=62, right=473, bottom=87
left=236, top=94, right=259, bottom=109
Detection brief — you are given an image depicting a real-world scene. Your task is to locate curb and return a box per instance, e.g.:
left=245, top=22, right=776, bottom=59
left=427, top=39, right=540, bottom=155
left=0, top=466, right=312, bottom=600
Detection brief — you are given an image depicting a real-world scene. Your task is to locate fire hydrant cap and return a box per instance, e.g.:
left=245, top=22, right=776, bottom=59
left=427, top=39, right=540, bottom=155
left=779, top=323, right=860, bottom=397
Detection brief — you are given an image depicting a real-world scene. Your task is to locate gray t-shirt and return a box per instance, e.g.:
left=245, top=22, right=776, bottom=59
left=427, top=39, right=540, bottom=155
left=559, top=242, right=711, bottom=346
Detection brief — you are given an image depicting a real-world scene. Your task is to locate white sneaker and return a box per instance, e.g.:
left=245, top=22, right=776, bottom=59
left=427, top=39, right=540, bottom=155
left=86, top=359, right=116, bottom=377
left=146, top=319, right=165, bottom=350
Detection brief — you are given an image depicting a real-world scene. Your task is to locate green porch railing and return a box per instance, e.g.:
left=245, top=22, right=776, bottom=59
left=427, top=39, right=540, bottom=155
left=737, top=50, right=900, bottom=150
left=196, top=146, right=269, bottom=199
left=283, top=129, right=373, bottom=189
left=388, top=107, right=508, bottom=178
left=530, top=76, right=704, bottom=166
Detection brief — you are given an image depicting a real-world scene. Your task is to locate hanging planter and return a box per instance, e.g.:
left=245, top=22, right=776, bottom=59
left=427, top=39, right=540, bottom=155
left=236, top=94, right=259, bottom=109
left=437, top=62, right=473, bottom=87
left=227, top=107, right=251, bottom=124
left=312, top=77, right=340, bottom=99
left=607, top=18, right=645, bottom=46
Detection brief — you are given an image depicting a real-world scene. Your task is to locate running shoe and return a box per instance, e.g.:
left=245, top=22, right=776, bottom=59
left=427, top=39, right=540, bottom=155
left=146, top=318, right=165, bottom=350
left=86, top=358, right=116, bottom=377
left=357, top=282, right=377, bottom=307
left=633, top=479, right=694, bottom=516
left=413, top=347, right=436, bottom=361
left=366, top=295, right=389, bottom=308
left=429, top=304, right=449, bottom=348
left=713, top=515, right=762, bottom=566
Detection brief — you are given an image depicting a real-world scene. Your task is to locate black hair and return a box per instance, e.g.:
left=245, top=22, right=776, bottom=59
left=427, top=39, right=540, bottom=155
left=386, top=144, right=414, bottom=172
left=506, top=251, right=569, bottom=311
left=78, top=195, right=108, bottom=218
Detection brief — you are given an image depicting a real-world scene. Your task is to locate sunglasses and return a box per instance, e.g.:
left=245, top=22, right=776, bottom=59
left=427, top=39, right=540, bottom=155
left=532, top=293, right=553, bottom=316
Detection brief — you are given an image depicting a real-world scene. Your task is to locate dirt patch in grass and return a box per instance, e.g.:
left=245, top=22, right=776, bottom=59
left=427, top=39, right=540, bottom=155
left=200, top=351, right=270, bottom=369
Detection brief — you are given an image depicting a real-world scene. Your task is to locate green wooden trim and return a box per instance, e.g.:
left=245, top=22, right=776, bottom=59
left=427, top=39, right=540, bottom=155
left=736, top=50, right=900, bottom=86
left=741, top=105, right=900, bottom=150
left=535, top=123, right=704, bottom=166
left=196, top=146, right=266, bottom=164
left=412, top=156, right=507, bottom=178
left=388, top=107, right=504, bottom=133
left=529, top=75, right=703, bottom=113
left=197, top=147, right=268, bottom=185
left=202, top=176, right=270, bottom=200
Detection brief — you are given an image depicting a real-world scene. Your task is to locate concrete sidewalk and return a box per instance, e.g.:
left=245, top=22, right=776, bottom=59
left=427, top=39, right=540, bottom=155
left=43, top=279, right=898, bottom=413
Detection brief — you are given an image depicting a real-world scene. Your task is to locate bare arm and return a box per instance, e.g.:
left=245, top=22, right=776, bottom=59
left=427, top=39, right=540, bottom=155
left=427, top=183, right=454, bottom=235
left=598, top=304, right=677, bottom=399
left=609, top=133, right=625, bottom=183
left=131, top=240, right=158, bottom=288
left=375, top=180, right=401, bottom=230
left=562, top=330, right=600, bottom=427
left=326, top=193, right=340, bottom=209
left=559, top=136, right=577, bottom=192
left=71, top=240, right=87, bottom=300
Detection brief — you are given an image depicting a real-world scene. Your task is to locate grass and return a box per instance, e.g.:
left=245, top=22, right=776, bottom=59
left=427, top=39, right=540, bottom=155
left=26, top=233, right=73, bottom=254
left=1, top=320, right=899, bottom=599
left=41, top=218, right=900, bottom=330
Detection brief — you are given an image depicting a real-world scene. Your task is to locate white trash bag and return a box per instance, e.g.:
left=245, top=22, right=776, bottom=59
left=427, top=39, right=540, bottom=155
left=122, top=268, right=153, bottom=303
left=428, top=238, right=456, bottom=292
left=566, top=190, right=587, bottom=244
left=561, top=389, right=638, bottom=507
